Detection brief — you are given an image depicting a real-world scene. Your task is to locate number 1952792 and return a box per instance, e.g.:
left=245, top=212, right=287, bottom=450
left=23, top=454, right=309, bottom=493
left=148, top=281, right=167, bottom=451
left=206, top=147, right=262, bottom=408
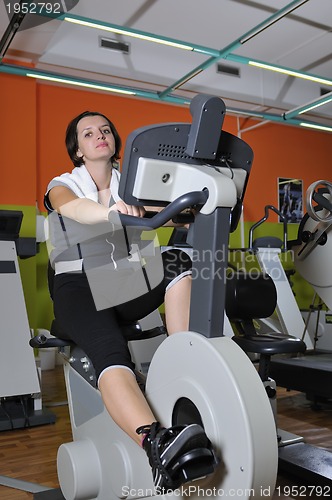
left=6, top=3, right=62, bottom=15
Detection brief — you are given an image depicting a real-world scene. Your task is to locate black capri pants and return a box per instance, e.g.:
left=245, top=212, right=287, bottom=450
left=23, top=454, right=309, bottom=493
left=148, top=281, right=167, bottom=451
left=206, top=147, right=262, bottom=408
left=52, top=249, right=192, bottom=381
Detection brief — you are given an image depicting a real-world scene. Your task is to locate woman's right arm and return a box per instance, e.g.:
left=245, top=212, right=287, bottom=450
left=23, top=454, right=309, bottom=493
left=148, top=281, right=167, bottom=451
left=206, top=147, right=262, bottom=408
left=49, top=186, right=144, bottom=225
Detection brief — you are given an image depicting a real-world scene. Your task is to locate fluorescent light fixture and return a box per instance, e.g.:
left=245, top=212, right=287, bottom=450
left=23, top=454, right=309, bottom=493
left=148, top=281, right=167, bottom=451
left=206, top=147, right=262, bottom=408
left=173, top=69, right=203, bottom=89
left=284, top=91, right=332, bottom=120
left=248, top=61, right=332, bottom=87
left=2, top=63, right=331, bottom=134
left=63, top=17, right=194, bottom=51
left=26, top=73, right=136, bottom=95
left=227, top=108, right=265, bottom=119
left=300, top=122, right=332, bottom=133
left=298, top=96, right=332, bottom=115
left=240, top=0, right=309, bottom=43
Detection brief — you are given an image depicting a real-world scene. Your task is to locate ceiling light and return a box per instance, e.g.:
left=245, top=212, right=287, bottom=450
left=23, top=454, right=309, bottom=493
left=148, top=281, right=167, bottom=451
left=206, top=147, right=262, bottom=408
left=298, top=97, right=332, bottom=115
left=1, top=63, right=331, bottom=134
left=284, top=91, right=332, bottom=119
left=227, top=108, right=265, bottom=119
left=26, top=73, right=136, bottom=95
left=63, top=17, right=194, bottom=51
left=248, top=61, right=332, bottom=87
left=300, top=123, right=332, bottom=133
left=240, top=0, right=309, bottom=43
left=158, top=1, right=312, bottom=97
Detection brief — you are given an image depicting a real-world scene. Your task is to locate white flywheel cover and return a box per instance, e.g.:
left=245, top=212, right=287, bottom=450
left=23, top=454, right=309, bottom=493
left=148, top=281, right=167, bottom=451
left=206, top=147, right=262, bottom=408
left=146, top=332, right=278, bottom=499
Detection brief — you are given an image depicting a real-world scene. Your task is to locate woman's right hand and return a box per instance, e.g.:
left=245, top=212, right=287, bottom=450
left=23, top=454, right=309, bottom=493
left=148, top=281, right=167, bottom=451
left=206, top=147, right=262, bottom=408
left=110, top=200, right=145, bottom=218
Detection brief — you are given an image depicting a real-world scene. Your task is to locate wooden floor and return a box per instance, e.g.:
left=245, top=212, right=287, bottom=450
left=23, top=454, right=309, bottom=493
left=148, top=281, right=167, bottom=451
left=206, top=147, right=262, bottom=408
left=0, top=364, right=332, bottom=500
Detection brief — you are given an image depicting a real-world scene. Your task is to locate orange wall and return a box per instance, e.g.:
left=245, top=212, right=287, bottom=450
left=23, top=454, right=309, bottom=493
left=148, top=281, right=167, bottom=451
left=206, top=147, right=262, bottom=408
left=243, top=121, right=332, bottom=222
left=1, top=74, right=37, bottom=206
left=1, top=72, right=331, bottom=222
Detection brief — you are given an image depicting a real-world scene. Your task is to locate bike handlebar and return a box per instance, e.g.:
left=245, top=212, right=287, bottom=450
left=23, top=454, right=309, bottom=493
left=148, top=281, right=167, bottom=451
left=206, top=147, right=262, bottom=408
left=117, top=191, right=209, bottom=229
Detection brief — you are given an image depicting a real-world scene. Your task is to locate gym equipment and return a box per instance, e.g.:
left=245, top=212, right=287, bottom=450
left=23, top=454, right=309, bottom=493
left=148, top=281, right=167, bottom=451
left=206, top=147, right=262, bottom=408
left=0, top=209, right=55, bottom=431
left=267, top=183, right=332, bottom=405
left=293, top=180, right=332, bottom=311
left=301, top=299, right=332, bottom=352
left=30, top=95, right=280, bottom=500
left=239, top=195, right=332, bottom=485
left=247, top=205, right=313, bottom=348
left=273, top=182, right=332, bottom=485
left=223, top=267, right=332, bottom=486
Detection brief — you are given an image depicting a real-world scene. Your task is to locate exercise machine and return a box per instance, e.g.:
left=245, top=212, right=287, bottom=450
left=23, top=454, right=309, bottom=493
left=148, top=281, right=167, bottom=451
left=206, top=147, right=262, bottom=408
left=273, top=181, right=332, bottom=484
left=236, top=192, right=332, bottom=485
left=234, top=203, right=332, bottom=402
left=0, top=209, right=55, bottom=431
left=30, top=95, right=279, bottom=500
left=267, top=183, right=332, bottom=405
left=247, top=205, right=313, bottom=348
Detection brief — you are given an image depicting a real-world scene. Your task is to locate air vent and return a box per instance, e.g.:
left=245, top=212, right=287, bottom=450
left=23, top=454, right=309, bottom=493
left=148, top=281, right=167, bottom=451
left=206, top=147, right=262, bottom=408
left=99, top=37, right=130, bottom=54
left=157, top=143, right=190, bottom=159
left=217, top=63, right=240, bottom=77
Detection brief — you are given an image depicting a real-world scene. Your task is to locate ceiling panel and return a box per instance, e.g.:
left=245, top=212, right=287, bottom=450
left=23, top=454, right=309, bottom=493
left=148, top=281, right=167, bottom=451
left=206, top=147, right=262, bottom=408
left=1, top=0, right=332, bottom=130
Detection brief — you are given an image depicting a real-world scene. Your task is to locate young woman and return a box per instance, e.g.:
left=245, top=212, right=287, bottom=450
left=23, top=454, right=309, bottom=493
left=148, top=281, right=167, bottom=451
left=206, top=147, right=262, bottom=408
left=45, top=111, right=217, bottom=490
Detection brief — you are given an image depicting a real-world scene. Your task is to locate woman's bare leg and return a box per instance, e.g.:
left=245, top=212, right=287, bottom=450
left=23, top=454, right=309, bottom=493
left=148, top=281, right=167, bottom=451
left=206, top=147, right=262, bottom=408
left=98, top=275, right=192, bottom=444
left=164, top=275, right=191, bottom=335
left=98, top=277, right=217, bottom=488
left=98, top=367, right=155, bottom=445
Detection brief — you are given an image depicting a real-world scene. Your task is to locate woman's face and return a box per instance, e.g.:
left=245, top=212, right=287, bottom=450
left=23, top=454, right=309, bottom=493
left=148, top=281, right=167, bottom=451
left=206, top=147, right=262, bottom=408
left=76, top=114, right=116, bottom=164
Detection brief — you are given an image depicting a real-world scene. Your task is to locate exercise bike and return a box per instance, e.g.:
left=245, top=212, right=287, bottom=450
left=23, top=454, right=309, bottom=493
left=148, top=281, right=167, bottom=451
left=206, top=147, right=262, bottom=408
left=31, top=95, right=279, bottom=500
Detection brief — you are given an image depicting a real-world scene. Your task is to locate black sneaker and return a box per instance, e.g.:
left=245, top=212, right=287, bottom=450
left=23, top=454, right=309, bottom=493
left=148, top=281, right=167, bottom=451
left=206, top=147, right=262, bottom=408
left=137, top=422, right=219, bottom=491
